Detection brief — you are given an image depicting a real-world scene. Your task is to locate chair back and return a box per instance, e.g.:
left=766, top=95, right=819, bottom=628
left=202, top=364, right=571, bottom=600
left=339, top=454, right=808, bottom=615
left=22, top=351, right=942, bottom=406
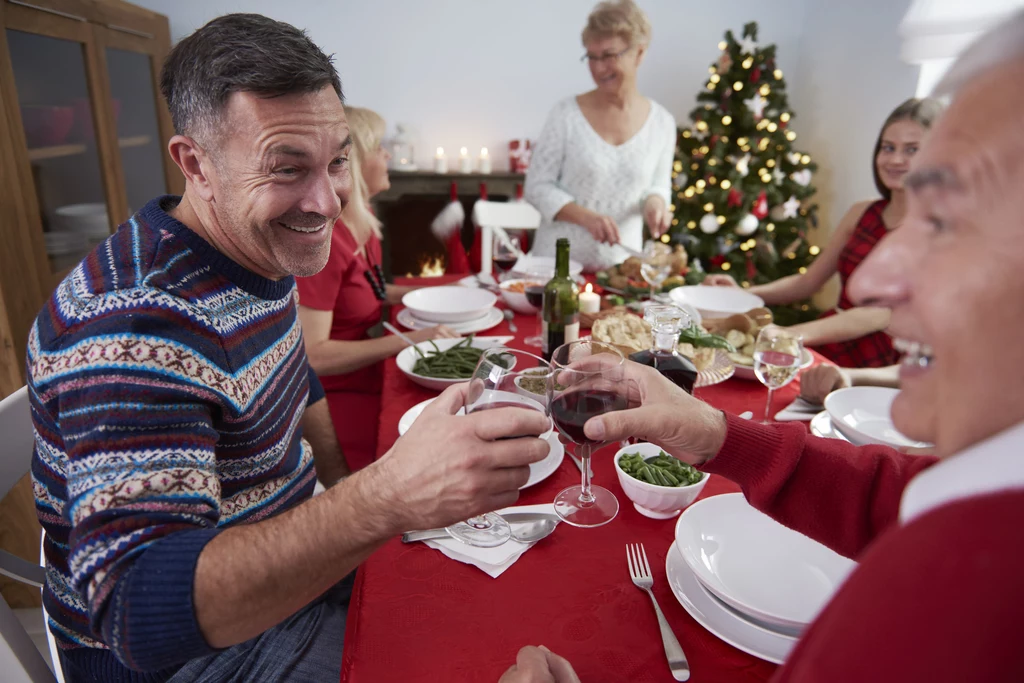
left=0, top=387, right=33, bottom=500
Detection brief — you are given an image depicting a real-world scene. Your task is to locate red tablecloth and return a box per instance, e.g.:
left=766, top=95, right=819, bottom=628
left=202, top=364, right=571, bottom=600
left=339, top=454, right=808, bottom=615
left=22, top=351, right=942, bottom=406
left=341, top=277, right=816, bottom=683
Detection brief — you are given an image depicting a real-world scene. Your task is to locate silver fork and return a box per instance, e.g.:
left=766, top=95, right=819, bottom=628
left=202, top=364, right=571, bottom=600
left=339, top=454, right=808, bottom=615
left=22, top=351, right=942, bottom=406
left=627, top=543, right=690, bottom=681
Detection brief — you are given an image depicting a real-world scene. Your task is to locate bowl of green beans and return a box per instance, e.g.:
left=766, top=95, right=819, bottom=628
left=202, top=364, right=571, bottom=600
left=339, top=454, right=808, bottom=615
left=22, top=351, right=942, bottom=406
left=614, top=442, right=709, bottom=519
left=396, top=336, right=514, bottom=391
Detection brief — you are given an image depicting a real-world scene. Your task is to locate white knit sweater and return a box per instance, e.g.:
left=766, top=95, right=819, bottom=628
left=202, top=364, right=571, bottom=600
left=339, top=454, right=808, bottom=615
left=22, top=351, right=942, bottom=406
left=525, top=96, right=676, bottom=272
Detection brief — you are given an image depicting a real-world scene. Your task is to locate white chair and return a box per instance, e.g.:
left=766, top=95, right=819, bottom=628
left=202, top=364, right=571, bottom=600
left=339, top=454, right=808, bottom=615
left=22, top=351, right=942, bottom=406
left=0, top=387, right=62, bottom=682
left=473, top=200, right=541, bottom=276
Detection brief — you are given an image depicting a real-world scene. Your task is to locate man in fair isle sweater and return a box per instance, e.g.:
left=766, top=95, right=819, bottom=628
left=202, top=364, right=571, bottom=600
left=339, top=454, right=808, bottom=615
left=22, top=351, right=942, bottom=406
left=28, top=14, right=550, bottom=683
left=504, top=12, right=1024, bottom=683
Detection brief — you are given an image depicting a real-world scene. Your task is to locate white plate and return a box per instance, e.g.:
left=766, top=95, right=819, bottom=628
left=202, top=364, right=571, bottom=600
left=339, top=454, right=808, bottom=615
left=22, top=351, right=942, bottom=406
left=732, top=347, right=814, bottom=381
left=401, top=286, right=497, bottom=324
left=668, top=286, right=764, bottom=319
left=396, top=398, right=563, bottom=490
left=824, top=387, right=931, bottom=449
left=396, top=307, right=503, bottom=335
left=809, top=411, right=850, bottom=441
left=512, top=255, right=584, bottom=279
left=665, top=541, right=794, bottom=665
left=396, top=337, right=512, bottom=392
left=675, top=493, right=856, bottom=631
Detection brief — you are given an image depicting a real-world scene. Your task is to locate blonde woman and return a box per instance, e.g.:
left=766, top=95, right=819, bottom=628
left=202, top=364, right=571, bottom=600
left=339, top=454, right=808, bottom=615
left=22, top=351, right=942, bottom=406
left=297, top=107, right=454, bottom=472
left=526, top=0, right=675, bottom=272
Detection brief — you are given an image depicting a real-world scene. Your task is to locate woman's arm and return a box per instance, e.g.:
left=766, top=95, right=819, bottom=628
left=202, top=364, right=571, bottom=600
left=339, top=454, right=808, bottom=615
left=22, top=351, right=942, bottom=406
left=385, top=283, right=419, bottom=306
left=298, top=306, right=455, bottom=376
left=747, top=201, right=873, bottom=305
left=787, top=306, right=891, bottom=346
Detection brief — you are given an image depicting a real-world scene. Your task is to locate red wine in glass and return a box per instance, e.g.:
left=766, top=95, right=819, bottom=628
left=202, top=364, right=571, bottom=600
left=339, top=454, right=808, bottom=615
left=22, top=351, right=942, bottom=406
left=494, top=256, right=518, bottom=273
left=524, top=285, right=544, bottom=308
left=550, top=390, right=627, bottom=446
left=629, top=349, right=697, bottom=394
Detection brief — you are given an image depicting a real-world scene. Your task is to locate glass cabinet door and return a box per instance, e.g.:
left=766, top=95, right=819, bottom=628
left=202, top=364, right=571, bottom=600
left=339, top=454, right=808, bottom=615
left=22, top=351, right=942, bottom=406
left=105, top=47, right=166, bottom=215
left=6, top=28, right=110, bottom=274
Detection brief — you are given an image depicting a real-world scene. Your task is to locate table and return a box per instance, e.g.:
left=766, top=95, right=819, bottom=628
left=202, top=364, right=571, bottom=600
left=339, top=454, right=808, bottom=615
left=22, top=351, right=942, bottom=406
left=340, top=277, right=814, bottom=683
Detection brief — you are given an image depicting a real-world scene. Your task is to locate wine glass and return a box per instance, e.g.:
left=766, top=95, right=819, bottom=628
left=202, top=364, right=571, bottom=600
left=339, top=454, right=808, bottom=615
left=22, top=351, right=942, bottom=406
left=446, top=347, right=553, bottom=547
left=640, top=240, right=672, bottom=301
left=548, top=340, right=633, bottom=527
left=753, top=327, right=804, bottom=423
left=523, top=283, right=545, bottom=347
left=492, top=234, right=518, bottom=281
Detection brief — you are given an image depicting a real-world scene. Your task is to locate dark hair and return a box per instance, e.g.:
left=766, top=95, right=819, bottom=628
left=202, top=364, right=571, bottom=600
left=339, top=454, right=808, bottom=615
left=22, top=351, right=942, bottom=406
left=160, top=13, right=343, bottom=140
left=872, top=97, right=944, bottom=200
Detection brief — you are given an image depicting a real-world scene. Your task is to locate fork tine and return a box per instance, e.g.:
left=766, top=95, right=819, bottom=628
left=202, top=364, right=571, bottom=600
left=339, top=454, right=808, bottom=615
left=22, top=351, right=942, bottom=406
left=640, top=543, right=652, bottom=578
left=626, top=543, right=635, bottom=578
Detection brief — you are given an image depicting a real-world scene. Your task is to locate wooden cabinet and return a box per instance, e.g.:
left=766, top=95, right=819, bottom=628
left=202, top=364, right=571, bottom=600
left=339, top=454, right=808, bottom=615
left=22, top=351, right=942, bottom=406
left=0, top=0, right=180, bottom=399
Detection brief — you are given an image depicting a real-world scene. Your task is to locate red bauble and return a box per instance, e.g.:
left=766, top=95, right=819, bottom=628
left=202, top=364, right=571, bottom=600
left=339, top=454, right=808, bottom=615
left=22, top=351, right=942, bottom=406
left=710, top=135, right=719, bottom=148
left=751, top=67, right=761, bottom=84
left=710, top=255, right=726, bottom=268
left=752, top=190, right=769, bottom=219
left=728, top=188, right=743, bottom=208
left=746, top=252, right=756, bottom=280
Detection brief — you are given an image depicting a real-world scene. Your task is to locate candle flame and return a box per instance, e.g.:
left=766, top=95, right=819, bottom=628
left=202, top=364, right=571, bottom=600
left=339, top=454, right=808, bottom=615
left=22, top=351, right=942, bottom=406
left=480, top=147, right=489, bottom=157
left=460, top=147, right=468, bottom=157
left=436, top=147, right=444, bottom=156
left=585, top=283, right=593, bottom=294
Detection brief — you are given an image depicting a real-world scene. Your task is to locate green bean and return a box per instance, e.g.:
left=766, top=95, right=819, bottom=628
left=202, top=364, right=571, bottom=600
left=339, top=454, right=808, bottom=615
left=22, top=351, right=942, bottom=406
left=621, top=450, right=702, bottom=487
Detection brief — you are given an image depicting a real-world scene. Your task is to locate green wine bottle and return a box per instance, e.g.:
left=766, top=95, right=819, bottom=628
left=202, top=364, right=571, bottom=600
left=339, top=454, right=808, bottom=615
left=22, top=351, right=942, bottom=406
left=542, top=238, right=580, bottom=361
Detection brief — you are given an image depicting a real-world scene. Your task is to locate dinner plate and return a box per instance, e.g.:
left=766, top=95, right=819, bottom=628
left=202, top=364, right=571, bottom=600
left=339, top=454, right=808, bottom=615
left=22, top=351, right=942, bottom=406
left=824, top=387, right=932, bottom=449
left=675, top=493, right=856, bottom=631
left=396, top=307, right=503, bottom=334
left=401, top=286, right=497, bottom=323
left=396, top=398, right=564, bottom=490
left=668, top=286, right=765, bottom=319
left=694, top=349, right=735, bottom=388
left=731, top=347, right=814, bottom=381
left=809, top=411, right=850, bottom=441
left=665, top=541, right=794, bottom=664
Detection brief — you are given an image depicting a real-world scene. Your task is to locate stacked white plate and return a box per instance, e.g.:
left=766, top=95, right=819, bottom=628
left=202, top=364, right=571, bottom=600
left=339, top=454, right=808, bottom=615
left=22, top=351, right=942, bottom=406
left=54, top=203, right=110, bottom=243
left=824, top=387, right=931, bottom=449
left=399, top=286, right=502, bottom=334
left=668, top=493, right=857, bottom=663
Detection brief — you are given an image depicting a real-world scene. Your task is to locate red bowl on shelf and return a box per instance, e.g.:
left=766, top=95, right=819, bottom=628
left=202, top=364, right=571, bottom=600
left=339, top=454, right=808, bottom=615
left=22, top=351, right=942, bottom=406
left=21, top=105, right=75, bottom=147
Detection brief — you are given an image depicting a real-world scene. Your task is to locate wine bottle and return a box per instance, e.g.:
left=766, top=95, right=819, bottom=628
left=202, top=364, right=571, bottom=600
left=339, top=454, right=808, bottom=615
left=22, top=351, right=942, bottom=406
left=542, top=238, right=579, bottom=361
left=629, top=305, right=697, bottom=393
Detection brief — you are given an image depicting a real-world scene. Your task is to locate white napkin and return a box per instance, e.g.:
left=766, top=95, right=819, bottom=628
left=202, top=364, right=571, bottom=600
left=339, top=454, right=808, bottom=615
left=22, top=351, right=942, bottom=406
left=421, top=503, right=557, bottom=578
left=774, top=396, right=824, bottom=421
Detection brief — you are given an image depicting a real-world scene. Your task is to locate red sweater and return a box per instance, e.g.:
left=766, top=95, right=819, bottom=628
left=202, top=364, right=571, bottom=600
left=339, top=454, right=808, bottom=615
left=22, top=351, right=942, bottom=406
left=705, top=414, right=1024, bottom=683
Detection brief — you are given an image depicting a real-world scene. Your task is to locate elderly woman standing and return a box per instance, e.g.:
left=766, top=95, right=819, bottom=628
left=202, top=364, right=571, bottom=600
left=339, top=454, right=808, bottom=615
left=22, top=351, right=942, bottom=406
left=526, top=0, right=675, bottom=272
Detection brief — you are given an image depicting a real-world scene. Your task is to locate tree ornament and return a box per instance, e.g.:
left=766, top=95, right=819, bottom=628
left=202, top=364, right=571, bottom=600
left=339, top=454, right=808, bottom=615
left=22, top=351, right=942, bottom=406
left=772, top=166, right=786, bottom=185
left=781, top=195, right=801, bottom=219
left=751, top=67, right=762, bottom=84
left=787, top=151, right=802, bottom=165
left=700, top=213, right=721, bottom=234
left=791, top=169, right=812, bottom=186
left=739, top=35, right=758, bottom=54
left=673, top=173, right=688, bottom=190
left=746, top=251, right=757, bottom=280
left=736, top=213, right=759, bottom=236
left=718, top=51, right=733, bottom=72
left=728, top=188, right=744, bottom=208
left=744, top=93, right=768, bottom=119
left=735, top=153, right=751, bottom=177
left=752, top=190, right=769, bottom=219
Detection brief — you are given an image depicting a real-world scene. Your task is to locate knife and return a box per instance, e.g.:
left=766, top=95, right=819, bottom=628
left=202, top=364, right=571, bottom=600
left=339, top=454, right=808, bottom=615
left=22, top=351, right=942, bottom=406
left=472, top=336, right=515, bottom=344
left=401, top=512, right=559, bottom=543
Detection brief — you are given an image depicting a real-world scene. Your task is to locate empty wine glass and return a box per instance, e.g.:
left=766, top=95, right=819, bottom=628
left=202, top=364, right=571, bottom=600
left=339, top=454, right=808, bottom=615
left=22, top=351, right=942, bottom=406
left=753, top=327, right=804, bottom=423
left=641, top=240, right=672, bottom=301
left=548, top=340, right=634, bottom=527
left=445, top=347, right=552, bottom=546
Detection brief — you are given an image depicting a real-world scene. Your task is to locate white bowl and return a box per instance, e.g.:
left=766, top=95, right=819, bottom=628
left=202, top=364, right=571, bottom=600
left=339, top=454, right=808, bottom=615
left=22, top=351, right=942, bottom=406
left=613, top=442, right=709, bottom=520
left=824, top=386, right=931, bottom=448
left=498, top=278, right=545, bottom=314
left=512, top=368, right=551, bottom=405
left=401, top=286, right=497, bottom=324
left=396, top=337, right=510, bottom=391
left=669, top=285, right=764, bottom=319
left=675, top=493, right=856, bottom=631
left=511, top=255, right=584, bottom=280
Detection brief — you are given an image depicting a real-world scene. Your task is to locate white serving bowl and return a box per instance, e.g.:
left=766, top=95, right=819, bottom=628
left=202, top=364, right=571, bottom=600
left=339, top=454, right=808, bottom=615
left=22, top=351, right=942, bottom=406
left=511, top=255, right=584, bottom=280
left=669, top=285, right=764, bottom=319
left=498, top=278, right=545, bottom=314
left=824, top=386, right=931, bottom=448
left=614, top=442, right=709, bottom=520
left=401, top=286, right=497, bottom=324
left=396, top=337, right=510, bottom=391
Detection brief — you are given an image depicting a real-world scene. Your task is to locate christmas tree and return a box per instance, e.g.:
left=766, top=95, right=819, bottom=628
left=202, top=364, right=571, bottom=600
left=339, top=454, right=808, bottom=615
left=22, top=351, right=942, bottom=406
left=670, top=22, right=820, bottom=324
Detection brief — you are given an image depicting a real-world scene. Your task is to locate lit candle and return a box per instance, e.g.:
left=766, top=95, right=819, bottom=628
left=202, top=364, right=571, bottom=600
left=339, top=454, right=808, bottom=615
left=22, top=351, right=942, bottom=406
left=434, top=147, right=448, bottom=174
left=579, top=283, right=600, bottom=314
left=478, top=147, right=492, bottom=174
left=459, top=146, right=472, bottom=174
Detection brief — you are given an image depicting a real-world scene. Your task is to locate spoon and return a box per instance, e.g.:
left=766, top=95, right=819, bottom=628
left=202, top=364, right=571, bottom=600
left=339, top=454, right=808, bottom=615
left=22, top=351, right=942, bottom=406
left=401, top=516, right=558, bottom=545
left=502, top=308, right=518, bottom=333
left=382, top=321, right=419, bottom=347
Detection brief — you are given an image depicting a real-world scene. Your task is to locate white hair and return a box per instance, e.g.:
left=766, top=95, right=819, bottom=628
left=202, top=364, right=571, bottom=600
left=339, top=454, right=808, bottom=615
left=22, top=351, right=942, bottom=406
left=935, top=9, right=1024, bottom=95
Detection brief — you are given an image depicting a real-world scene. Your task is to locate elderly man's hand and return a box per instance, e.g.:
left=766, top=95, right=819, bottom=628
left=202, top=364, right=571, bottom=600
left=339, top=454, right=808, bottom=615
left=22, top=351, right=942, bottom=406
left=581, top=361, right=728, bottom=466
left=799, top=364, right=851, bottom=405
left=374, top=383, right=550, bottom=533
left=499, top=646, right=580, bottom=683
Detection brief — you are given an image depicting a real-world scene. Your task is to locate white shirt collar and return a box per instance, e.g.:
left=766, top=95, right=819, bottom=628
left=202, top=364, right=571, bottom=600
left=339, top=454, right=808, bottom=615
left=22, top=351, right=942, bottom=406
left=900, top=420, right=1024, bottom=524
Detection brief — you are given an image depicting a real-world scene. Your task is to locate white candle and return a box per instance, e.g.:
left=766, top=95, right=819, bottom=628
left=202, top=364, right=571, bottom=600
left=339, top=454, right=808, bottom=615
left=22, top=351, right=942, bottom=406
left=434, top=147, right=448, bottom=174
left=579, top=283, right=600, bottom=314
left=478, top=147, right=492, bottom=174
left=459, top=147, right=472, bottom=174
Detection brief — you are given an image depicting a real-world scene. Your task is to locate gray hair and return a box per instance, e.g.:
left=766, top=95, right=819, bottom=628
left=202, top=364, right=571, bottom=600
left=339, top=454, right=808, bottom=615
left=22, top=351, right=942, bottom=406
left=160, top=13, right=343, bottom=142
left=935, top=9, right=1024, bottom=95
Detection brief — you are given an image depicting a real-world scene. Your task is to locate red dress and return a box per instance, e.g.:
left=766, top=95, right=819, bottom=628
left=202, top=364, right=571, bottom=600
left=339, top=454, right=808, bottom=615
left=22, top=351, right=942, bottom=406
left=296, top=220, right=384, bottom=472
left=812, top=200, right=898, bottom=368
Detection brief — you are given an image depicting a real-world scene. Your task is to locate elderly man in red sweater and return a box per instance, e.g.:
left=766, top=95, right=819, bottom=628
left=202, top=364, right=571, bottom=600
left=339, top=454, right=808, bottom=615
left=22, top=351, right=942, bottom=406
left=501, top=11, right=1024, bottom=683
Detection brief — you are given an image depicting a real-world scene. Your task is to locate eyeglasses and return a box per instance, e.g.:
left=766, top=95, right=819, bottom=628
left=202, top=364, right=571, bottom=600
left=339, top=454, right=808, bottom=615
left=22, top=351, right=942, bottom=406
left=581, top=46, right=632, bottom=65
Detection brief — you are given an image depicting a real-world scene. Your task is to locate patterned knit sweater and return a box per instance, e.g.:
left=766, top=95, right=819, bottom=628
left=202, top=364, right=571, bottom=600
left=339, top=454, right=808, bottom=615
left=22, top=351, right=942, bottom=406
left=27, top=196, right=325, bottom=681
